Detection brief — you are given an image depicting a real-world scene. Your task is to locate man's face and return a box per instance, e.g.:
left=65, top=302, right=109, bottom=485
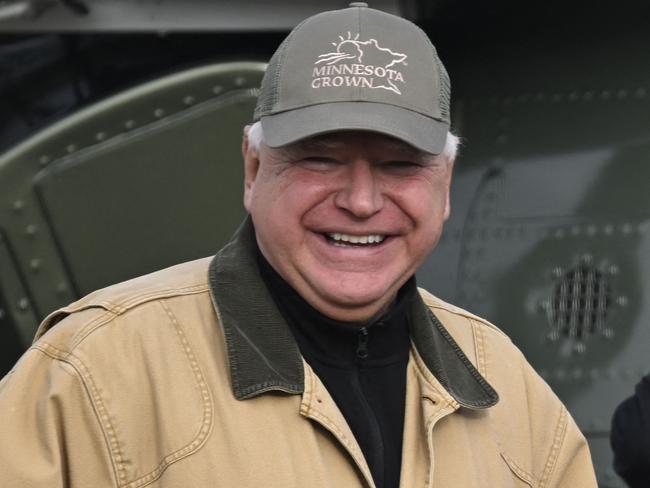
left=243, top=129, right=454, bottom=322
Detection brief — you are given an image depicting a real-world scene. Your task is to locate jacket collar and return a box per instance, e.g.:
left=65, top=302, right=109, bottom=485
left=208, top=217, right=498, bottom=409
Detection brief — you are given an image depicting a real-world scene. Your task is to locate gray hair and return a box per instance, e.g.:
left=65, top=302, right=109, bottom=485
left=247, top=120, right=459, bottom=162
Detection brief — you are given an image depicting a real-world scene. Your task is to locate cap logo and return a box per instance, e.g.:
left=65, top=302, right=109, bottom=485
left=311, top=32, right=407, bottom=94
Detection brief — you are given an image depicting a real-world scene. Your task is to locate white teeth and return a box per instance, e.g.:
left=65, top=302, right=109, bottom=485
left=327, top=233, right=385, bottom=245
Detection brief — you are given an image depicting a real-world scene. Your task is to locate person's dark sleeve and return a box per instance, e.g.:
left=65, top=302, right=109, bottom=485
left=611, top=373, right=650, bottom=488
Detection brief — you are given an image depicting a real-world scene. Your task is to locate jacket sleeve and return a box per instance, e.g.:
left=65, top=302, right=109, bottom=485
left=0, top=346, right=115, bottom=487
left=543, top=406, right=598, bottom=488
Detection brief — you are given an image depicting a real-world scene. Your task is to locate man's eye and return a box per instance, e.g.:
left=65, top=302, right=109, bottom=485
left=299, top=156, right=341, bottom=170
left=304, top=156, right=337, bottom=163
left=382, top=160, right=423, bottom=173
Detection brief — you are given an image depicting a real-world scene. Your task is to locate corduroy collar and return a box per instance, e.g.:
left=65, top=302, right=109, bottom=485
left=208, top=217, right=498, bottom=409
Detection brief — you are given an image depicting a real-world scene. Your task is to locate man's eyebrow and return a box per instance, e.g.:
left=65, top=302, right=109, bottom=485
left=273, top=137, right=343, bottom=161
left=380, top=139, right=433, bottom=164
left=284, top=137, right=344, bottom=153
left=278, top=134, right=434, bottom=164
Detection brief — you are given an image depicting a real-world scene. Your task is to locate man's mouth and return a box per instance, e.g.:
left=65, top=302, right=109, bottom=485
left=324, top=232, right=387, bottom=247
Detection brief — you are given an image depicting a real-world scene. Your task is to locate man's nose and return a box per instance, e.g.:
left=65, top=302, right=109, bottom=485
left=334, top=160, right=383, bottom=218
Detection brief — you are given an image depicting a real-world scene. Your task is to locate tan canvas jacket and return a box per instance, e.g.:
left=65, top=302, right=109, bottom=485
left=0, top=220, right=596, bottom=488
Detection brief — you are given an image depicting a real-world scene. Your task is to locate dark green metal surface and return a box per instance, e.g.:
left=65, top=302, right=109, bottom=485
left=0, top=61, right=264, bottom=347
left=0, top=229, right=36, bottom=373
left=420, top=31, right=650, bottom=488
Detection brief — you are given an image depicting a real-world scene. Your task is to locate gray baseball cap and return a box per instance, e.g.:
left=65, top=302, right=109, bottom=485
left=254, top=2, right=451, bottom=154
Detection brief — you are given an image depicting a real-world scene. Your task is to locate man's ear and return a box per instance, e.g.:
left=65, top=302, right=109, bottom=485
left=443, top=190, right=452, bottom=220
left=443, top=157, right=455, bottom=221
left=242, top=125, right=260, bottom=212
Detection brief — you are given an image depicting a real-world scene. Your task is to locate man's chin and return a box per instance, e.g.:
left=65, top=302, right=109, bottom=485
left=309, top=286, right=397, bottom=322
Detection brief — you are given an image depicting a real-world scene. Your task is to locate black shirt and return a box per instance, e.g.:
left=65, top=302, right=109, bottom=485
left=256, top=249, right=414, bottom=488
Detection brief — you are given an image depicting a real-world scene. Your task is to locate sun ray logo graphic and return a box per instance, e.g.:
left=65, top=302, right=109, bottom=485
left=313, top=32, right=408, bottom=94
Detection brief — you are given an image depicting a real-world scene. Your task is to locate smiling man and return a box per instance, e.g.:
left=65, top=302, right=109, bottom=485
left=0, top=3, right=597, bottom=488
left=243, top=129, right=453, bottom=323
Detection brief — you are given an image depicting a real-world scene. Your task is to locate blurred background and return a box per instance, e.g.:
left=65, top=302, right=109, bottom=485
left=1, top=1, right=649, bottom=486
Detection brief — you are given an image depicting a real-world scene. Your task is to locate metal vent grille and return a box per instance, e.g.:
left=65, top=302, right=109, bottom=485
left=548, top=263, right=612, bottom=344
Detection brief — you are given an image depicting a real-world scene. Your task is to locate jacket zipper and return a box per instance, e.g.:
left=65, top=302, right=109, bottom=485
left=349, top=367, right=383, bottom=488
left=356, top=326, right=369, bottom=359
left=352, top=325, right=384, bottom=487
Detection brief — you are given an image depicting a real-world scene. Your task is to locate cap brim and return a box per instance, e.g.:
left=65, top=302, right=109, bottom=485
left=260, top=102, right=449, bottom=155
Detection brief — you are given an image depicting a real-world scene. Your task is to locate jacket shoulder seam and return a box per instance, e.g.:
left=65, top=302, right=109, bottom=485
left=71, top=308, right=120, bottom=349
left=431, top=304, right=507, bottom=338
left=420, top=292, right=509, bottom=339
left=86, top=283, right=209, bottom=316
left=82, top=284, right=210, bottom=336
left=48, top=285, right=210, bottom=350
